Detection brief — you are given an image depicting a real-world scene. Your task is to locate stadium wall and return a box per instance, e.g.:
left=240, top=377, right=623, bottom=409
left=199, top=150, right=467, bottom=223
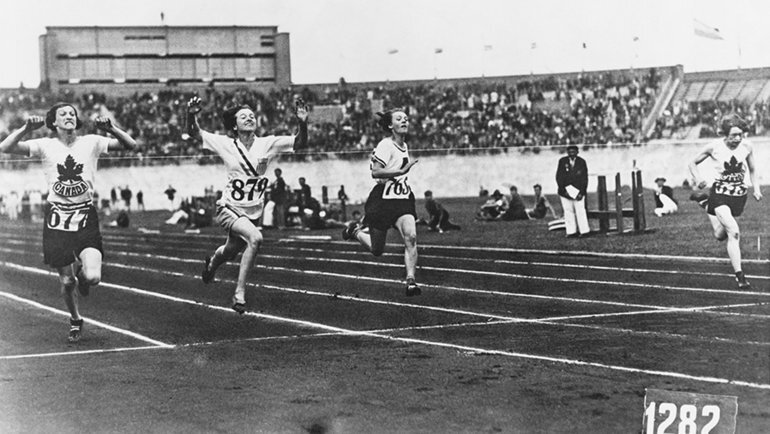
left=2, top=140, right=768, bottom=211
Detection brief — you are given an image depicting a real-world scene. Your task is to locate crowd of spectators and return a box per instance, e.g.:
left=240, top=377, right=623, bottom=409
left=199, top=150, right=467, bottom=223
left=654, top=98, right=770, bottom=139
left=0, top=68, right=662, bottom=168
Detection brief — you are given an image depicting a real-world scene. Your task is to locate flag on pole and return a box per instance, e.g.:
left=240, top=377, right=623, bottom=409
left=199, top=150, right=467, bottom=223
left=387, top=49, right=399, bottom=55
left=434, top=48, right=443, bottom=54
left=693, top=19, right=723, bottom=40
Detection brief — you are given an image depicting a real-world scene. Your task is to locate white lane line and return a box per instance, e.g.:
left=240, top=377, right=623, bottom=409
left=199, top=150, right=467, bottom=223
left=0, top=290, right=172, bottom=348
left=3, top=263, right=769, bottom=388
left=5, top=236, right=768, bottom=285
left=90, top=244, right=770, bottom=298
left=0, top=346, right=169, bottom=361
left=3, top=247, right=768, bottom=320
left=2, top=230, right=768, bottom=265
left=269, top=245, right=770, bottom=281
left=280, top=238, right=770, bottom=264
left=102, top=261, right=770, bottom=333
left=258, top=254, right=770, bottom=298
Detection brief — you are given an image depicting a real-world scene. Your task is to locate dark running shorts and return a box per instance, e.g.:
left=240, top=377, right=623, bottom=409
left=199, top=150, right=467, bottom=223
left=43, top=204, right=103, bottom=268
left=363, top=184, right=416, bottom=231
left=707, top=186, right=747, bottom=217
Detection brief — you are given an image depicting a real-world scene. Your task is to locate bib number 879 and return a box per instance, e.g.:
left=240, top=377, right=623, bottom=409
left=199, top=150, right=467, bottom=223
left=643, top=402, right=720, bottom=434
left=231, top=178, right=268, bottom=202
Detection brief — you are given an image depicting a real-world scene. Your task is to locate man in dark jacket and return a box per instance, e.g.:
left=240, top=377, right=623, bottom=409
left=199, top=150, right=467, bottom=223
left=555, top=145, right=590, bottom=237
left=271, top=168, right=288, bottom=228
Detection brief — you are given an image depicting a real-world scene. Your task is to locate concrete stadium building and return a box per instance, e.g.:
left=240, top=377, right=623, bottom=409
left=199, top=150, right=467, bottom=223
left=39, top=26, right=292, bottom=94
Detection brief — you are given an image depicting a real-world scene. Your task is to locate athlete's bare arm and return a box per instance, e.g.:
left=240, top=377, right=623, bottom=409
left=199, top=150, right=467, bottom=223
left=688, top=144, right=714, bottom=189
left=186, top=96, right=204, bottom=140
left=96, top=117, right=137, bottom=150
left=0, top=116, right=44, bottom=155
left=370, top=159, right=419, bottom=179
left=293, top=98, right=309, bottom=150
left=745, top=145, right=762, bottom=201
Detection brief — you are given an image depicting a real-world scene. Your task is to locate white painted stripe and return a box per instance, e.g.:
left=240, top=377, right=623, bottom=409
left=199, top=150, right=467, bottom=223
left=103, top=261, right=770, bottom=328
left=4, top=234, right=768, bottom=284
left=281, top=238, right=770, bottom=265
left=0, top=346, right=168, bottom=361
left=254, top=254, right=770, bottom=299
left=2, top=262, right=768, bottom=389
left=2, top=228, right=768, bottom=265
left=3, top=247, right=768, bottom=321
left=269, top=245, right=770, bottom=281
left=0, top=289, right=172, bottom=348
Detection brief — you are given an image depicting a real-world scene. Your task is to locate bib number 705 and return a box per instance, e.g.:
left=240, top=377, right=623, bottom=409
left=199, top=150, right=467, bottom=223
left=382, top=178, right=411, bottom=200
left=47, top=208, right=89, bottom=232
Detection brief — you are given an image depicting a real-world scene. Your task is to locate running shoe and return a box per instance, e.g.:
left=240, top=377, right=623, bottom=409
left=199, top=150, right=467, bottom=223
left=689, top=192, right=709, bottom=209
left=232, top=302, right=247, bottom=314
left=68, top=318, right=83, bottom=343
left=341, top=221, right=360, bottom=241
left=202, top=256, right=215, bottom=284
left=736, top=272, right=751, bottom=289
left=405, top=278, right=421, bottom=297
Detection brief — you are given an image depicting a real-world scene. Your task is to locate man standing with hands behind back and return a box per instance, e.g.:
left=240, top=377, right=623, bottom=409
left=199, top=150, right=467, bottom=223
left=556, top=145, right=590, bottom=238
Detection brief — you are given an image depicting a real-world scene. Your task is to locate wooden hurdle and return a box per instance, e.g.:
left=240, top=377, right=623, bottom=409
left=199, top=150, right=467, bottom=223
left=587, top=170, right=646, bottom=234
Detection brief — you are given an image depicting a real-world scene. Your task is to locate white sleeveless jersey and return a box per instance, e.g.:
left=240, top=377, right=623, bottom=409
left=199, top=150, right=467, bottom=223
left=26, top=135, right=111, bottom=207
left=708, top=139, right=751, bottom=197
left=201, top=130, right=294, bottom=219
left=370, top=137, right=413, bottom=200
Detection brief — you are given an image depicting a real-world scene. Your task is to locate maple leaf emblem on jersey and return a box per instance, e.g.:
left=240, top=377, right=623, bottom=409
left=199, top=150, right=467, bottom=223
left=57, top=155, right=84, bottom=182
left=722, top=156, right=743, bottom=175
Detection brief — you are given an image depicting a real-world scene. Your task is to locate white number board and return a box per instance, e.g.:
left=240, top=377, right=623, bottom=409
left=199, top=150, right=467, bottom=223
left=642, top=388, right=737, bottom=434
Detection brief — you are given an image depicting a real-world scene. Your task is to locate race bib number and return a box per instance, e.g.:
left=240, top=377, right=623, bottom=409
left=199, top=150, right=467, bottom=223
left=47, top=207, right=89, bottom=232
left=642, top=389, right=737, bottom=434
left=382, top=177, right=412, bottom=200
left=229, top=176, right=269, bottom=206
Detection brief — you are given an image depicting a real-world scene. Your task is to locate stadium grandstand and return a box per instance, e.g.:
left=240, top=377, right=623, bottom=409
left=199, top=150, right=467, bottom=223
left=1, top=27, right=770, bottom=171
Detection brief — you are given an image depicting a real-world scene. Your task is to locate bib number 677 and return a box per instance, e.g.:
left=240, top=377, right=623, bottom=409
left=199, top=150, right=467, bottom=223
left=48, top=209, right=89, bottom=232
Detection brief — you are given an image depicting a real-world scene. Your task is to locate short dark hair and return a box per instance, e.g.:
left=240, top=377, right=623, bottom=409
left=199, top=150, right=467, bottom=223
left=719, top=114, right=748, bottom=135
left=566, top=145, right=579, bottom=152
left=533, top=184, right=542, bottom=189
left=45, top=103, right=82, bottom=131
left=376, top=108, right=407, bottom=132
left=424, top=190, right=433, bottom=197
left=222, top=104, right=254, bottom=131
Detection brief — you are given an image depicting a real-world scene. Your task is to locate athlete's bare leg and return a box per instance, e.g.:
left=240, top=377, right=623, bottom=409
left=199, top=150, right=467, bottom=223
left=224, top=218, right=263, bottom=305
left=355, top=227, right=388, bottom=257
left=394, top=214, right=418, bottom=280
left=712, top=206, right=742, bottom=273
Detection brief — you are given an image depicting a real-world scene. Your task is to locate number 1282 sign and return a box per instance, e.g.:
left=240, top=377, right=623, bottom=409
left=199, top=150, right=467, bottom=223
left=642, top=389, right=737, bottom=434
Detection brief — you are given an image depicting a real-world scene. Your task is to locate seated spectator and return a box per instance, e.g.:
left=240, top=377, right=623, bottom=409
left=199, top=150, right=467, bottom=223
left=500, top=185, right=529, bottom=221
left=653, top=177, right=678, bottom=217
left=526, top=184, right=558, bottom=219
left=423, top=190, right=461, bottom=233
left=476, top=189, right=508, bottom=220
